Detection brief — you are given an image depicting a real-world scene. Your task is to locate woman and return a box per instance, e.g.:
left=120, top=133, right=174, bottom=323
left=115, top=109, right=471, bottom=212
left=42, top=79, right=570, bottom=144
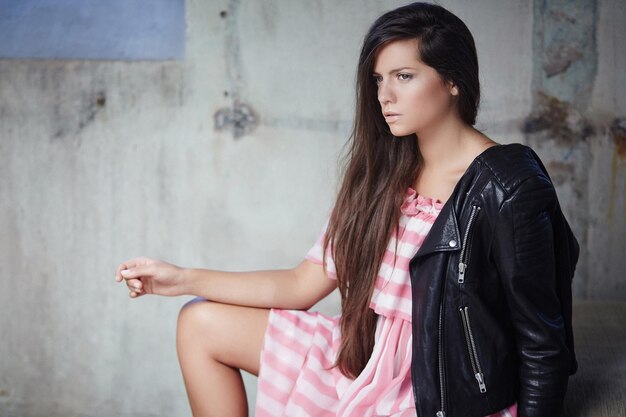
left=115, top=2, right=579, bottom=416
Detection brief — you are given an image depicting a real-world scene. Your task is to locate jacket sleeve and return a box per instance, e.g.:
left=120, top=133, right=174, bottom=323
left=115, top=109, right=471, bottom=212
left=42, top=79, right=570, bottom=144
left=491, top=174, right=572, bottom=417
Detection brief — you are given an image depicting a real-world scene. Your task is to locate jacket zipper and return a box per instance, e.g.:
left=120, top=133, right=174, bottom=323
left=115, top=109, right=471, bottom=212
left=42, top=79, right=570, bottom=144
left=458, top=204, right=481, bottom=284
left=433, top=204, right=481, bottom=416
left=436, top=287, right=447, bottom=417
left=459, top=306, right=487, bottom=393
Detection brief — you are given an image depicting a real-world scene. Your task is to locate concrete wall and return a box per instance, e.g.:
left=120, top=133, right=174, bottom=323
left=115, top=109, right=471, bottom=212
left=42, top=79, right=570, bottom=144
left=0, top=1, right=623, bottom=416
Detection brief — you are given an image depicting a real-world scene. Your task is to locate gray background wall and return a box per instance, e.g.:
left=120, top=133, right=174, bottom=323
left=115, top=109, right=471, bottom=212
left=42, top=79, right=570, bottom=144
left=0, top=1, right=624, bottom=416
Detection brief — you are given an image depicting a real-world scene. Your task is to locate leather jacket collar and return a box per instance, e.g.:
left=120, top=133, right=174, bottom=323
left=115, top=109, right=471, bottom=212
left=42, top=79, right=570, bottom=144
left=409, top=142, right=580, bottom=417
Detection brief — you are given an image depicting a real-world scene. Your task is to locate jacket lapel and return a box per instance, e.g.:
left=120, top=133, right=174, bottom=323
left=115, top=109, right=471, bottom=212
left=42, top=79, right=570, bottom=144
left=410, top=143, right=506, bottom=261
left=411, top=198, right=462, bottom=260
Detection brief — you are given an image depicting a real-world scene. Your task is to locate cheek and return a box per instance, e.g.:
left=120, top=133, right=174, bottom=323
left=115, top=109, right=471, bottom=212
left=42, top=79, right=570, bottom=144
left=404, top=78, right=450, bottom=118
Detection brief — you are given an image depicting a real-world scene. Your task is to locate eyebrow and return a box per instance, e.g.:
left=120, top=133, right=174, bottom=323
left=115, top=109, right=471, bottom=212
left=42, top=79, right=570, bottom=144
left=371, top=66, right=417, bottom=76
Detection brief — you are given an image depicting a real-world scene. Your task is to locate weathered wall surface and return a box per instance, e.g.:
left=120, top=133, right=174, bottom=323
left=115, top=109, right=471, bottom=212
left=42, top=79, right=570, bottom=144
left=0, top=1, right=623, bottom=416
left=524, top=0, right=626, bottom=299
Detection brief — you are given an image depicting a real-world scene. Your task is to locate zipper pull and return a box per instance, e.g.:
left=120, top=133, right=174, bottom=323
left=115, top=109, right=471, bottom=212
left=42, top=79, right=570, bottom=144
left=436, top=411, right=446, bottom=417
left=458, top=262, right=466, bottom=283
left=475, top=372, right=486, bottom=393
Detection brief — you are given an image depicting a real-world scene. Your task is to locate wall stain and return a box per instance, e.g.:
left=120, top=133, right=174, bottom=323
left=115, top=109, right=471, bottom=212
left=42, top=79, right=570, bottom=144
left=214, top=101, right=258, bottom=139
left=522, top=91, right=594, bottom=146
left=214, top=0, right=259, bottom=139
left=53, top=89, right=107, bottom=139
left=223, top=0, right=243, bottom=104
left=543, top=41, right=584, bottom=77
left=76, top=91, right=106, bottom=132
left=610, top=117, right=626, bottom=158
left=608, top=118, right=626, bottom=224
left=6, top=60, right=187, bottom=141
left=546, top=160, right=575, bottom=186
left=542, top=9, right=586, bottom=77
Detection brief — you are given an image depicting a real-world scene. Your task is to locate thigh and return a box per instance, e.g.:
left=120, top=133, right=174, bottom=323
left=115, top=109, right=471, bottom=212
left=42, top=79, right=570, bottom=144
left=177, top=297, right=271, bottom=376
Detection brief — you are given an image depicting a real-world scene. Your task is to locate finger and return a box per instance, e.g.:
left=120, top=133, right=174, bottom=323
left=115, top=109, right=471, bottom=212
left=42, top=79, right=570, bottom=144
left=115, top=263, right=129, bottom=282
left=120, top=264, right=153, bottom=280
left=126, top=278, right=142, bottom=291
left=115, top=257, right=150, bottom=282
left=116, top=260, right=138, bottom=282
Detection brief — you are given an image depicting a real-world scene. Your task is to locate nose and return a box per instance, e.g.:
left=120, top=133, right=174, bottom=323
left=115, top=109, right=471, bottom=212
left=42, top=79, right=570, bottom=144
left=377, top=79, right=395, bottom=106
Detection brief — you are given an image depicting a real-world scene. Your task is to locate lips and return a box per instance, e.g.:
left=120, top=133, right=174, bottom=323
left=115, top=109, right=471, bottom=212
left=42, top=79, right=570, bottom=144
left=384, top=112, right=401, bottom=123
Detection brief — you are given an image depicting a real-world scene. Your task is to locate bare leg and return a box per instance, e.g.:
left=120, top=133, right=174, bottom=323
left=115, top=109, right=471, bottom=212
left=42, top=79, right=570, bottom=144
left=176, top=297, right=270, bottom=417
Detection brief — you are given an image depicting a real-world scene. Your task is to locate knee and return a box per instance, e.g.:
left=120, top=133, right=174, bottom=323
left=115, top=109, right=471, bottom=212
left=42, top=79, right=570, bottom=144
left=176, top=297, right=223, bottom=345
left=181, top=295, right=209, bottom=310
left=178, top=296, right=210, bottom=328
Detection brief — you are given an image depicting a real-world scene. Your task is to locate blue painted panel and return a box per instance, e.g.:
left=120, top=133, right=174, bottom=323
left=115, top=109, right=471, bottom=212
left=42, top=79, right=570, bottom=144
left=0, top=0, right=185, bottom=60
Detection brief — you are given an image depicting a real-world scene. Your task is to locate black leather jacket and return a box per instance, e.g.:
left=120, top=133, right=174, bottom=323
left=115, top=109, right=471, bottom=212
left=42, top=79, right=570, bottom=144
left=409, top=143, right=580, bottom=417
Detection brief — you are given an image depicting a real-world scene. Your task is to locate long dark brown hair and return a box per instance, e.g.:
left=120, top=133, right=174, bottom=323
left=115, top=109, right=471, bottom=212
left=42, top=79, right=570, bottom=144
left=320, top=2, right=481, bottom=379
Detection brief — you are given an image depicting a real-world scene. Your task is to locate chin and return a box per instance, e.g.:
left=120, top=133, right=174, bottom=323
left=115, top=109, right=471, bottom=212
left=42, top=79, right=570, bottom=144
left=389, top=126, right=415, bottom=137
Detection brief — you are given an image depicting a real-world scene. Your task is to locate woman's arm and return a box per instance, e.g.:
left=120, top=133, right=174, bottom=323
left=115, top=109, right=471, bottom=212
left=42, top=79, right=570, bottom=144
left=182, top=259, right=338, bottom=310
left=116, top=257, right=337, bottom=309
left=491, top=174, right=573, bottom=417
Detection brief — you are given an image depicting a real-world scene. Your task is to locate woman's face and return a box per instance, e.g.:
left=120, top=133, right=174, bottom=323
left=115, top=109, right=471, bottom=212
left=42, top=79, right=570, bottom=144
left=372, top=38, right=458, bottom=137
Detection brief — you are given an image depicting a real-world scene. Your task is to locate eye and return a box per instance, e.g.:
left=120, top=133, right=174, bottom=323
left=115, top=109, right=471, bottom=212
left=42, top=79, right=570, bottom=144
left=372, top=75, right=382, bottom=85
left=398, top=73, right=413, bottom=81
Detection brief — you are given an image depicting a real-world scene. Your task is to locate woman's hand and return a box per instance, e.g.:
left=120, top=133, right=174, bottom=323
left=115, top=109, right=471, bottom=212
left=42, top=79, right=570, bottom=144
left=114, top=256, right=187, bottom=298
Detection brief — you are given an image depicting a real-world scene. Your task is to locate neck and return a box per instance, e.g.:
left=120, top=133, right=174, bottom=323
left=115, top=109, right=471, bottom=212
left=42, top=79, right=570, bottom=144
left=416, top=112, right=473, bottom=170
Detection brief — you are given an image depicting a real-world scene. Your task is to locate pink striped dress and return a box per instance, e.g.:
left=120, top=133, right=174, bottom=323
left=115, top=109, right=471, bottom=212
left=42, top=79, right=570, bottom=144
left=255, top=187, right=518, bottom=417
